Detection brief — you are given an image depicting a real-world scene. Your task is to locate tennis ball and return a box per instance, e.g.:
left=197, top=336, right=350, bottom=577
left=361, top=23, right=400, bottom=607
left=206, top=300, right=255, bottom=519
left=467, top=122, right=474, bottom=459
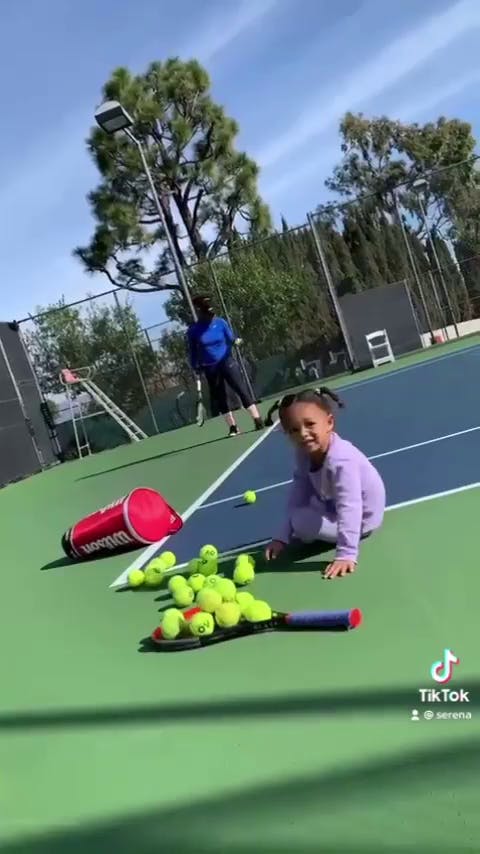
left=160, top=550, right=176, bottom=569
left=203, top=574, right=222, bottom=590
left=196, top=588, right=222, bottom=613
left=128, top=569, right=145, bottom=588
left=233, top=563, right=255, bottom=586
left=168, top=574, right=187, bottom=594
left=144, top=566, right=164, bottom=587
left=161, top=610, right=183, bottom=640
left=187, top=558, right=201, bottom=575
left=235, top=590, right=255, bottom=616
left=244, top=600, right=272, bottom=623
left=198, top=557, right=218, bottom=577
left=235, top=553, right=255, bottom=569
left=216, top=578, right=237, bottom=602
left=215, top=602, right=241, bottom=628
left=188, top=573, right=205, bottom=593
left=147, top=557, right=167, bottom=574
left=189, top=611, right=215, bottom=637
left=199, top=544, right=218, bottom=561
left=173, top=585, right=195, bottom=608
left=243, top=490, right=256, bottom=504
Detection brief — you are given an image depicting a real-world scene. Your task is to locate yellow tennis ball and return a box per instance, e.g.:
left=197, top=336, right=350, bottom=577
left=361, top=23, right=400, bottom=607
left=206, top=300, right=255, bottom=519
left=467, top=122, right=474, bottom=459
left=216, top=578, right=237, bottom=602
left=168, top=574, right=187, bottom=594
left=215, top=602, right=241, bottom=628
left=243, top=490, right=256, bottom=504
left=144, top=566, right=164, bottom=587
left=244, top=600, right=272, bottom=623
left=187, top=558, right=201, bottom=575
left=161, top=609, right=184, bottom=640
left=198, top=557, right=218, bottom=577
left=188, top=573, right=205, bottom=593
left=235, top=553, right=255, bottom=570
left=199, top=544, right=218, bottom=561
left=147, top=557, right=167, bottom=573
left=173, top=585, right=195, bottom=608
left=235, top=590, right=255, bottom=616
left=203, top=574, right=222, bottom=590
left=189, top=611, right=215, bottom=637
left=128, top=569, right=145, bottom=588
left=160, top=550, right=176, bottom=569
left=196, top=588, right=222, bottom=613
left=233, top=563, right=254, bottom=586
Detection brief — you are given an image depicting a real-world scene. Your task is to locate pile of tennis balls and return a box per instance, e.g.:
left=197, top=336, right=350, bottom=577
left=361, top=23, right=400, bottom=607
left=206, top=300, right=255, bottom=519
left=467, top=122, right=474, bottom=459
left=129, top=544, right=272, bottom=641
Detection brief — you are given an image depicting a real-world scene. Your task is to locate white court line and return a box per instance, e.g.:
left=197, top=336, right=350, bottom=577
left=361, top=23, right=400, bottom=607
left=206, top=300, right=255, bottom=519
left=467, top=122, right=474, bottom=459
left=111, top=344, right=480, bottom=587
left=200, top=423, right=480, bottom=509
left=110, top=421, right=278, bottom=588
left=332, top=340, right=480, bottom=394
left=151, top=480, right=480, bottom=572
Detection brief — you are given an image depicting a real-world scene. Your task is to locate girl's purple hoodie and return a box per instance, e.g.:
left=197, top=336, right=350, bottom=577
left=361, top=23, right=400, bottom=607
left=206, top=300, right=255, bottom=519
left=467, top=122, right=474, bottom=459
left=275, top=432, right=386, bottom=561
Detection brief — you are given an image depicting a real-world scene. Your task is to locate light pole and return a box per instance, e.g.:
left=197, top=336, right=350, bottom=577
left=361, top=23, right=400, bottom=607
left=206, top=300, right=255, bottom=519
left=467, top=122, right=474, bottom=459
left=94, top=100, right=197, bottom=322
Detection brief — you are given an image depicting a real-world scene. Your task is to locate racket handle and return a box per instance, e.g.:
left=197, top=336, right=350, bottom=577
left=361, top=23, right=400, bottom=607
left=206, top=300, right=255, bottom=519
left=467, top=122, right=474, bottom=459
left=286, top=608, right=362, bottom=630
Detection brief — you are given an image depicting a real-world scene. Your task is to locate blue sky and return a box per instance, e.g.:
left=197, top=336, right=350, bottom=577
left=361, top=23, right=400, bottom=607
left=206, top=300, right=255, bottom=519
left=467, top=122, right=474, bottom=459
left=1, top=0, right=480, bottom=327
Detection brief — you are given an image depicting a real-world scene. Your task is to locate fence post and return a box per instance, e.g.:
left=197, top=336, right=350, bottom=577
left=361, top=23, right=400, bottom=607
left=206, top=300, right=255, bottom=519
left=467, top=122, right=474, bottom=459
left=392, top=191, right=437, bottom=340
left=306, top=212, right=357, bottom=371
left=207, top=260, right=259, bottom=402
left=112, top=291, right=159, bottom=434
left=415, top=194, right=459, bottom=338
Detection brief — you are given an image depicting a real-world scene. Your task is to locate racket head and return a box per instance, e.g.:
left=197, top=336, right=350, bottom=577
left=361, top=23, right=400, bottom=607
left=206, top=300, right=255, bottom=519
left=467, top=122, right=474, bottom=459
left=195, top=376, right=205, bottom=426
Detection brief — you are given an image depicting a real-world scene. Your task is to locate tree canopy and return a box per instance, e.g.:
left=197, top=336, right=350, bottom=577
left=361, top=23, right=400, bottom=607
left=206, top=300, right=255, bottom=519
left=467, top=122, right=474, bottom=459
left=24, top=297, right=163, bottom=417
left=75, top=59, right=271, bottom=293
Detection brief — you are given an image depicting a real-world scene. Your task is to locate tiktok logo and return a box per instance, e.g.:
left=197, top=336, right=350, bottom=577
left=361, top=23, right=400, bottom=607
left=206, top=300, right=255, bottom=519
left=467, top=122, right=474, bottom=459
left=430, top=649, right=459, bottom=684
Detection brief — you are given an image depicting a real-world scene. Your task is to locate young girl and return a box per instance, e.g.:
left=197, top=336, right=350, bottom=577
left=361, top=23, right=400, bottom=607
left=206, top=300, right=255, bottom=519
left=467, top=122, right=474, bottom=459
left=264, top=387, right=386, bottom=579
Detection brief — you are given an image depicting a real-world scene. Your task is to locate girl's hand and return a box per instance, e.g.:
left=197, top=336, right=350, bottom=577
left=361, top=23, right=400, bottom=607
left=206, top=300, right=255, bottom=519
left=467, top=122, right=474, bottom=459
left=324, top=559, right=356, bottom=579
left=265, top=540, right=286, bottom=561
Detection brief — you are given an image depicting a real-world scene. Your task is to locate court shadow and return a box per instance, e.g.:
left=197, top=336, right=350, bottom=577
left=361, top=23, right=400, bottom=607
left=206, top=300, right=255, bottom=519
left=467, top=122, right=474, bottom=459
left=221, top=541, right=334, bottom=580
left=76, top=435, right=229, bottom=481
left=40, top=555, right=77, bottom=571
left=2, top=732, right=479, bottom=853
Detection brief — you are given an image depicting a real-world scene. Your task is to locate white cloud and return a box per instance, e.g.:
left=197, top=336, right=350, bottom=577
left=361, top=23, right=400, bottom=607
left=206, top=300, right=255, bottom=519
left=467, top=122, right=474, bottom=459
left=181, top=0, right=280, bottom=64
left=257, top=0, right=480, bottom=169
left=263, top=66, right=480, bottom=202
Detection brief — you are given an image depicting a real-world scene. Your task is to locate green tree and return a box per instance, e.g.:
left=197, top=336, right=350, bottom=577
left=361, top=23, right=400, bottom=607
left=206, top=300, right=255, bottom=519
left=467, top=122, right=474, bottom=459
left=75, top=59, right=271, bottom=292
left=342, top=214, right=383, bottom=287
left=165, top=239, right=336, bottom=364
left=24, top=298, right=160, bottom=417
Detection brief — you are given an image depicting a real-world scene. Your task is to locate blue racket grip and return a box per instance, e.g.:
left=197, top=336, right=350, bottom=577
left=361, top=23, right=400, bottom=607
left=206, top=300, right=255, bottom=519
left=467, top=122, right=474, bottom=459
left=285, top=608, right=362, bottom=629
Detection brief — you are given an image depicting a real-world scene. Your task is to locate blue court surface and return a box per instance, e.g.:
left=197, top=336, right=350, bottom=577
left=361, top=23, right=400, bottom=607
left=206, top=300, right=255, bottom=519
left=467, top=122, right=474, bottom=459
left=113, top=344, right=480, bottom=587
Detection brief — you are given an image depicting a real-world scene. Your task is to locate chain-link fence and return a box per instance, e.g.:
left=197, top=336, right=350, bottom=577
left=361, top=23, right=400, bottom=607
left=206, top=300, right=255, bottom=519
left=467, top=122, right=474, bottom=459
left=17, top=159, right=480, bottom=458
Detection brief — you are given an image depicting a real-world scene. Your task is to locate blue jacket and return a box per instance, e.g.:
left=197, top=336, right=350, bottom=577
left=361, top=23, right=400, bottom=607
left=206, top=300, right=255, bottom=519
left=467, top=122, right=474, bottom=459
left=187, top=316, right=236, bottom=369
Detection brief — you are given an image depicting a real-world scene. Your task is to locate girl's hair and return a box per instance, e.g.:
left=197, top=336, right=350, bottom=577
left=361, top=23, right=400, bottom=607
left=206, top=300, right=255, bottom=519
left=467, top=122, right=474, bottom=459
left=265, top=387, right=344, bottom=426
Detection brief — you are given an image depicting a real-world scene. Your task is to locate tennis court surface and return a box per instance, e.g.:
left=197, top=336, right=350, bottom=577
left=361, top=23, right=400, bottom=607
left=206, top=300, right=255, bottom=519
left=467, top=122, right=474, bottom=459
left=2, top=340, right=480, bottom=853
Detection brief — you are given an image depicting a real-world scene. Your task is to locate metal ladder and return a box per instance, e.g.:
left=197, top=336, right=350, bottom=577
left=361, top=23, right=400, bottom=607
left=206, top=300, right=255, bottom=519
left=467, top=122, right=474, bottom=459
left=60, top=367, right=148, bottom=458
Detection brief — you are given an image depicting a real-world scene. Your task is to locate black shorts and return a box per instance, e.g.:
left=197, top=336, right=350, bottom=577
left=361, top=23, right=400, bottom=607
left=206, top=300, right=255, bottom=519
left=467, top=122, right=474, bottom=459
left=203, top=356, right=255, bottom=415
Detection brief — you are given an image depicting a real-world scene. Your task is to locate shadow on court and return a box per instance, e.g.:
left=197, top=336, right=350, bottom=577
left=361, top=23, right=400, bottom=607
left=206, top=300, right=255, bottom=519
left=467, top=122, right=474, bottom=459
left=3, top=736, right=479, bottom=853
left=2, top=681, right=479, bottom=732
left=75, top=431, right=260, bottom=481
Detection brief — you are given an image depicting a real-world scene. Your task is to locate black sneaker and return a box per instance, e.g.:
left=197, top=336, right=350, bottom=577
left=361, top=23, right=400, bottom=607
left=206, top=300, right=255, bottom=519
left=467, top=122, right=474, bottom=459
left=228, top=425, right=240, bottom=437
left=254, top=417, right=265, bottom=431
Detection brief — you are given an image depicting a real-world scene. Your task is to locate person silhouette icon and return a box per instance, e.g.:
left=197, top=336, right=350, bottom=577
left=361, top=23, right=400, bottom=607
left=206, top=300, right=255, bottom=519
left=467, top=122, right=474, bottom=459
left=411, top=709, right=419, bottom=721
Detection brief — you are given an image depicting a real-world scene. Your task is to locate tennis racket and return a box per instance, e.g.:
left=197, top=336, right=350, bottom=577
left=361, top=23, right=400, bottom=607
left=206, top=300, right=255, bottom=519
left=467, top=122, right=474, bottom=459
left=195, top=374, right=206, bottom=427
left=151, top=607, right=362, bottom=652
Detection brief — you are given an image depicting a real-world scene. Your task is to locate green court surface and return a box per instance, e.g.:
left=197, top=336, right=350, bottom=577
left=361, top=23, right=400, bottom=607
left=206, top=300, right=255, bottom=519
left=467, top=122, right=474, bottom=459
left=2, top=339, right=480, bottom=853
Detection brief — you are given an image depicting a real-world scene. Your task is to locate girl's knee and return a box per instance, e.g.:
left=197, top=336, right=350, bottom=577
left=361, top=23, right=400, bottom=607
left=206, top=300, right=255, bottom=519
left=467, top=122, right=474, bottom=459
left=290, top=507, right=318, bottom=543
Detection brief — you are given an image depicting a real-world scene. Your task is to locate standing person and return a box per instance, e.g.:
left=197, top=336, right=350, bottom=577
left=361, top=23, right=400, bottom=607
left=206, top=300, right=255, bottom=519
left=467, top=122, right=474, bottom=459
left=187, top=295, right=264, bottom=437
left=264, top=387, right=385, bottom=578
